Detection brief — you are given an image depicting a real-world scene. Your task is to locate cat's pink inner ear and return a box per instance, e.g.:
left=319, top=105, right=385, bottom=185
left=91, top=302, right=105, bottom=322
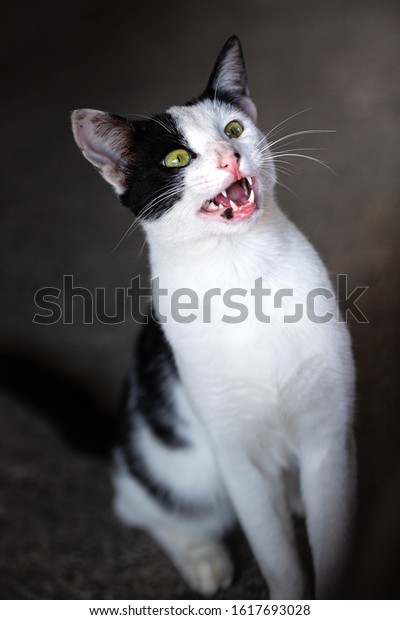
left=71, top=109, right=133, bottom=194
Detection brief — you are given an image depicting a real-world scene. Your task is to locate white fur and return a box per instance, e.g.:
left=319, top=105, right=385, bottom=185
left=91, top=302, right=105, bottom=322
left=127, top=98, right=357, bottom=599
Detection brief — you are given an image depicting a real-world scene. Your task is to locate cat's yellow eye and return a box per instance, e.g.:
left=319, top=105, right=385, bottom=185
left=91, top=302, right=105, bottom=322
left=162, top=149, right=191, bottom=168
left=224, top=120, right=244, bottom=139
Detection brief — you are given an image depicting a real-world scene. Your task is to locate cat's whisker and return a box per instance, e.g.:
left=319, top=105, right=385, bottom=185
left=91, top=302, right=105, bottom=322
left=144, top=185, right=182, bottom=208
left=143, top=182, right=184, bottom=206
left=267, top=129, right=336, bottom=150
left=260, top=154, right=298, bottom=171
left=257, top=128, right=333, bottom=157
left=260, top=160, right=300, bottom=181
left=258, top=136, right=319, bottom=154
left=137, top=236, right=148, bottom=261
left=260, top=163, right=297, bottom=179
left=140, top=184, right=191, bottom=218
left=137, top=190, right=182, bottom=222
left=254, top=135, right=269, bottom=149
left=271, top=166, right=295, bottom=178
left=275, top=179, right=299, bottom=198
left=111, top=218, right=139, bottom=254
left=260, top=140, right=326, bottom=154
left=124, top=111, right=174, bottom=134
left=268, top=147, right=325, bottom=156
left=112, top=185, right=185, bottom=252
left=265, top=108, right=314, bottom=140
left=267, top=153, right=336, bottom=175
left=262, top=156, right=301, bottom=169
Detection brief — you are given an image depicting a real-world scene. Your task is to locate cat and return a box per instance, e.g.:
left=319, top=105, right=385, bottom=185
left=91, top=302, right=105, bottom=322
left=71, top=35, right=356, bottom=599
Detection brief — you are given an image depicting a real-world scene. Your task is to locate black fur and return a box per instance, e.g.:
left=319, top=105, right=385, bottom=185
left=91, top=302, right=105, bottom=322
left=118, top=316, right=212, bottom=516
left=120, top=113, right=193, bottom=221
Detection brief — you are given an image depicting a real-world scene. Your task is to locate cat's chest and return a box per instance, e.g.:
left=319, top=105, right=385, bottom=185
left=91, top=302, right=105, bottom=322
left=148, top=224, right=331, bottom=414
left=147, top=232, right=336, bottom=457
left=156, top=253, right=308, bottom=391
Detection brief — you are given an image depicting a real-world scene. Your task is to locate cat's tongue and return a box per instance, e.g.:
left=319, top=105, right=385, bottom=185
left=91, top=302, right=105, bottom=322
left=215, top=180, right=248, bottom=207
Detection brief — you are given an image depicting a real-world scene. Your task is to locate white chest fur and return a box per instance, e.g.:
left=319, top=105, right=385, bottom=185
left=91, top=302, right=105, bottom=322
left=145, top=203, right=353, bottom=454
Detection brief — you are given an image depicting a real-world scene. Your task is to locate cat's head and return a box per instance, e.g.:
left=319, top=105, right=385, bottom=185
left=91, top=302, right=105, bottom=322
left=71, top=36, right=276, bottom=243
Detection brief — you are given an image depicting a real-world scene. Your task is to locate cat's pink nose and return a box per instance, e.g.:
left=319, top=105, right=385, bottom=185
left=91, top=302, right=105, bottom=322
left=217, top=150, right=241, bottom=178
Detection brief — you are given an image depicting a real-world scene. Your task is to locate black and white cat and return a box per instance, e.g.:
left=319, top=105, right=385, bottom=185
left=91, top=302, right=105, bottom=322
left=71, top=36, right=356, bottom=599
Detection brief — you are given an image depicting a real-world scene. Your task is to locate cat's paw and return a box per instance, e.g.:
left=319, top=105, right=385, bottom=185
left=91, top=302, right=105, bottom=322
left=180, top=541, right=234, bottom=596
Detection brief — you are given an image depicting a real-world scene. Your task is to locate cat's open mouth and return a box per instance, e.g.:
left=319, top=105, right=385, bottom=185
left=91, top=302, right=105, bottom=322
left=200, top=177, right=257, bottom=222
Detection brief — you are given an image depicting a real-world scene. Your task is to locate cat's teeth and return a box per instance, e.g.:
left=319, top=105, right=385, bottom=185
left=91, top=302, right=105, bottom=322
left=249, top=189, right=255, bottom=204
left=229, top=200, right=239, bottom=212
left=247, top=176, right=253, bottom=186
left=222, top=189, right=228, bottom=198
left=208, top=201, right=219, bottom=211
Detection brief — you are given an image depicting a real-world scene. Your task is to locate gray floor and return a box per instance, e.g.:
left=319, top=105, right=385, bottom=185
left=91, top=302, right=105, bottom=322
left=1, top=0, right=399, bottom=599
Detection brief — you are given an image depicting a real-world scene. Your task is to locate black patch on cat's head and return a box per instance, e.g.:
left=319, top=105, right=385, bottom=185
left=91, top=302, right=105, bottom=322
left=120, top=112, right=194, bottom=220
left=72, top=108, right=193, bottom=221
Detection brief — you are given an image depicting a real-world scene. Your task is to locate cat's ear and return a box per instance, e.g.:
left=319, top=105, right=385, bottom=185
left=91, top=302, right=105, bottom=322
left=206, top=35, right=257, bottom=121
left=71, top=109, right=134, bottom=194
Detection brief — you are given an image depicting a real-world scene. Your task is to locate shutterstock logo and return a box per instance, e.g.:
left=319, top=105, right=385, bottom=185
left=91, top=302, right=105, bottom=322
left=33, top=274, right=368, bottom=326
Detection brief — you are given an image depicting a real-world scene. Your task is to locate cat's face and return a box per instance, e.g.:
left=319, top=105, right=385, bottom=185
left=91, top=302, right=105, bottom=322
left=72, top=36, right=276, bottom=244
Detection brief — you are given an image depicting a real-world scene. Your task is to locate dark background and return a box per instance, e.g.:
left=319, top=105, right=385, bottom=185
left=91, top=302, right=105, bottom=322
left=1, top=0, right=399, bottom=599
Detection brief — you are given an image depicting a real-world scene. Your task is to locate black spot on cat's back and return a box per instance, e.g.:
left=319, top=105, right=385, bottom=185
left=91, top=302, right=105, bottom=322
left=117, top=315, right=214, bottom=516
left=118, top=312, right=183, bottom=450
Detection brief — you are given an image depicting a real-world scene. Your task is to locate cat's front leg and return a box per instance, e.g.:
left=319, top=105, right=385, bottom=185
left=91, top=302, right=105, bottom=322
left=215, top=448, right=307, bottom=600
left=298, top=428, right=356, bottom=599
